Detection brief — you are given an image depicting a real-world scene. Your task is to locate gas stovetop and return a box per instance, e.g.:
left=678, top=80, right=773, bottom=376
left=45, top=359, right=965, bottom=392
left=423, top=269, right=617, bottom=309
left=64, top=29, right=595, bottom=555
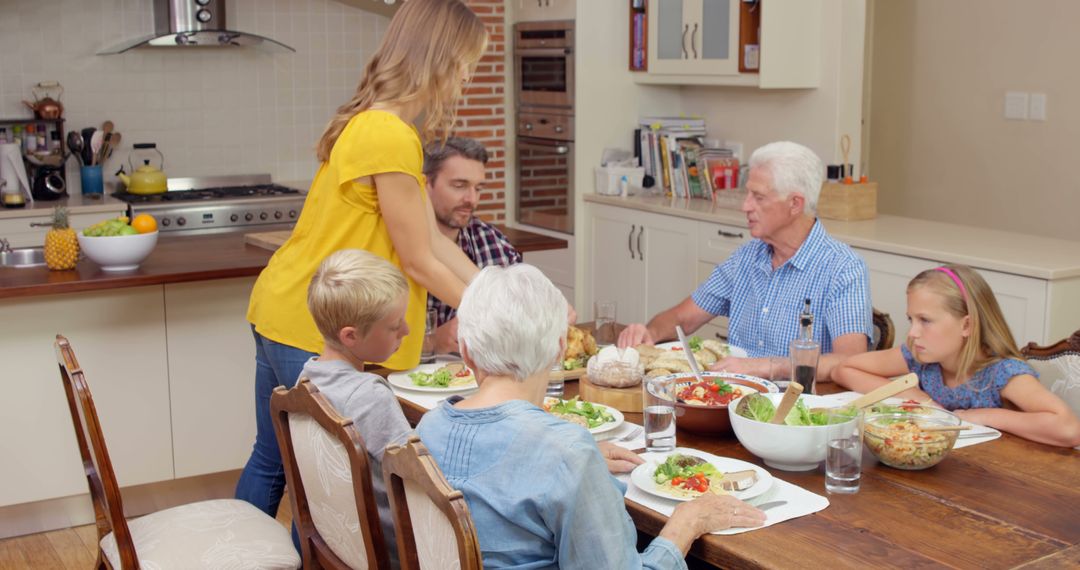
left=111, top=175, right=307, bottom=235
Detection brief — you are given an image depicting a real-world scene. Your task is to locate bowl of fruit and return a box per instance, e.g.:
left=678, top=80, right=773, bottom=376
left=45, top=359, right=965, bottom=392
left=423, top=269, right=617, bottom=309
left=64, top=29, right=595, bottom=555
left=77, top=214, right=159, bottom=271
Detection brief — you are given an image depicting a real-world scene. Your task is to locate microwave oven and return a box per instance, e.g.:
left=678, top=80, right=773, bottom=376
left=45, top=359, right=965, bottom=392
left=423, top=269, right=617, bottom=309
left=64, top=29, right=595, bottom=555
left=514, top=20, right=574, bottom=110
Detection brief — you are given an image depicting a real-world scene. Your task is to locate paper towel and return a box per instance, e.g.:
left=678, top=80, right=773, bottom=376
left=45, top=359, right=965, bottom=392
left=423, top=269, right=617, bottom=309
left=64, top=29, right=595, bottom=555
left=0, top=142, right=32, bottom=203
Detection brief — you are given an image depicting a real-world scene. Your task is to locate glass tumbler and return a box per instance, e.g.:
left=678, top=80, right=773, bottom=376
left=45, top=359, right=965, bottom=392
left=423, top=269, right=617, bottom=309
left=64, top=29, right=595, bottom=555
left=643, top=375, right=677, bottom=452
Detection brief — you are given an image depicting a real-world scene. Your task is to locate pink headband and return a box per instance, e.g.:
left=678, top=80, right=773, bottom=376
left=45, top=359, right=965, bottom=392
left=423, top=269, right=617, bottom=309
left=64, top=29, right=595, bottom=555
left=934, top=267, right=968, bottom=302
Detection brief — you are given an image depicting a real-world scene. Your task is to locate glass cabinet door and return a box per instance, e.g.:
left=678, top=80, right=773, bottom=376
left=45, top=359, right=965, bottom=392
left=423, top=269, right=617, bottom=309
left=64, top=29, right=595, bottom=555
left=648, top=0, right=738, bottom=75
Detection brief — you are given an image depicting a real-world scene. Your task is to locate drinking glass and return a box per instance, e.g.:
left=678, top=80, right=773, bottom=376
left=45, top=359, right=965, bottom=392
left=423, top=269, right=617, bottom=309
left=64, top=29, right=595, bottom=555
left=546, top=374, right=565, bottom=399
left=643, top=375, right=677, bottom=452
left=593, top=300, right=617, bottom=345
left=825, top=409, right=863, bottom=494
left=420, top=309, right=437, bottom=364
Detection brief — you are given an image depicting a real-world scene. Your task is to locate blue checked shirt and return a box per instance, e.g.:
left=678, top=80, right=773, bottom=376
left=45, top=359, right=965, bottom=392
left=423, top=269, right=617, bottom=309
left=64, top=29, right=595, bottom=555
left=691, top=220, right=872, bottom=357
left=428, top=217, right=522, bottom=327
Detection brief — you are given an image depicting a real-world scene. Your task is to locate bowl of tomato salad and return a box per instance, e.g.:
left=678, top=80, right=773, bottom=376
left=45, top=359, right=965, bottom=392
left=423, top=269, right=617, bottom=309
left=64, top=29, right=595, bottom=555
left=666, top=372, right=778, bottom=436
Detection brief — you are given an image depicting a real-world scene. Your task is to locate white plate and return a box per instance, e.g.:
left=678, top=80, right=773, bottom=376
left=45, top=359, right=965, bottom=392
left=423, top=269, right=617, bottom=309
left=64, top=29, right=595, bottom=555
left=387, top=362, right=479, bottom=394
left=654, top=341, right=749, bottom=359
left=630, top=449, right=773, bottom=502
left=544, top=397, right=625, bottom=435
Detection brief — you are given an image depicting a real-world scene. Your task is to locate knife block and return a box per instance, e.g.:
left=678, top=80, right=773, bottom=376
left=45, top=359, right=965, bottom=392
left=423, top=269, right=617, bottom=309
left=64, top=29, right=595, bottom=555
left=818, top=181, right=877, bottom=221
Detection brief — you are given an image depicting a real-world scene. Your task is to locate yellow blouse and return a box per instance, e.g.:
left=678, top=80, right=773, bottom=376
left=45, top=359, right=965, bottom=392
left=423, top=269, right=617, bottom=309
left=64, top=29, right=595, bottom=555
left=247, top=110, right=427, bottom=370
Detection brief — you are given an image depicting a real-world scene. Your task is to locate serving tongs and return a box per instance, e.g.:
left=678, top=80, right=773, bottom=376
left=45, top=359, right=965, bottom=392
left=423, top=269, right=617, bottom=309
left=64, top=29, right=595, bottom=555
left=770, top=380, right=803, bottom=424
left=675, top=325, right=706, bottom=385
left=811, top=373, right=919, bottom=413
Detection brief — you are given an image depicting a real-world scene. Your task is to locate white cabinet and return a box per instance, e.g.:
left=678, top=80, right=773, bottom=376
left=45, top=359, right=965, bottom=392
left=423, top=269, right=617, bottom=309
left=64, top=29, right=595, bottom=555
left=647, top=0, right=739, bottom=76
left=589, top=204, right=697, bottom=324
left=516, top=0, right=575, bottom=22
left=0, top=287, right=173, bottom=507
left=695, top=218, right=750, bottom=338
left=0, top=209, right=124, bottom=248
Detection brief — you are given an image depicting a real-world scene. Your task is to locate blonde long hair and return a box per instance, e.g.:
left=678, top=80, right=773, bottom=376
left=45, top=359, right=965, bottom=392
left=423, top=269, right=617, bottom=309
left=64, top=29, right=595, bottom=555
left=316, top=0, right=488, bottom=162
left=906, top=264, right=1023, bottom=381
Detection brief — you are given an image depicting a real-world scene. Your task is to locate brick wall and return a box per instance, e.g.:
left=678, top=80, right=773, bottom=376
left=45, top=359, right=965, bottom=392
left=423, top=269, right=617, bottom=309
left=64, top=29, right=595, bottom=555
left=457, top=0, right=508, bottom=222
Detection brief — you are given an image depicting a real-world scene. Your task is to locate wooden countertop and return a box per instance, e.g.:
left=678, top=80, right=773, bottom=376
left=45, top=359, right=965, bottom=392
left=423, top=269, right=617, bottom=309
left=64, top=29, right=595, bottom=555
left=585, top=193, right=1080, bottom=280
left=0, top=225, right=566, bottom=300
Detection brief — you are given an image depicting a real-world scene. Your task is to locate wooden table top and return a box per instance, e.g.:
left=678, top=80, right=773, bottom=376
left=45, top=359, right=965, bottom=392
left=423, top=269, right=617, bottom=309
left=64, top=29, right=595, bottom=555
left=382, top=324, right=1079, bottom=569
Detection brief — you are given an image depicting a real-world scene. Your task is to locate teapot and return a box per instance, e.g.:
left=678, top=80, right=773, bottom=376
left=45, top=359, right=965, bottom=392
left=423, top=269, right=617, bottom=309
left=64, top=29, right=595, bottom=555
left=22, top=81, right=64, bottom=120
left=117, top=143, right=167, bottom=195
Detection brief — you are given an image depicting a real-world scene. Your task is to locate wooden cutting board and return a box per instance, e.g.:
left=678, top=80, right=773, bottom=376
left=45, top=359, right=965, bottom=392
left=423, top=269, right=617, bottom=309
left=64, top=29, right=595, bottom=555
left=579, top=375, right=642, bottom=413
left=245, top=230, right=293, bottom=251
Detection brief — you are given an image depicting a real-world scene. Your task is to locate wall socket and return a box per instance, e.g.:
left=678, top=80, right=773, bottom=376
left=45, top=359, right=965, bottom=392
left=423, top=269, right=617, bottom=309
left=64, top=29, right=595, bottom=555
left=1029, top=93, right=1047, bottom=121
left=1004, top=92, right=1029, bottom=120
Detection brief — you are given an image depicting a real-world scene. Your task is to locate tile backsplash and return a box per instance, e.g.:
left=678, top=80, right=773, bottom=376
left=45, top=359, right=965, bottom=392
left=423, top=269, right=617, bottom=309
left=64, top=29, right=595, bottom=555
left=0, top=0, right=387, bottom=192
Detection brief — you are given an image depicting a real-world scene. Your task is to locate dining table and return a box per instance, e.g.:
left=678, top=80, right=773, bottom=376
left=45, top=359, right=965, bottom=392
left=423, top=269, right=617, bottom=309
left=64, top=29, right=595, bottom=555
left=377, top=325, right=1080, bottom=569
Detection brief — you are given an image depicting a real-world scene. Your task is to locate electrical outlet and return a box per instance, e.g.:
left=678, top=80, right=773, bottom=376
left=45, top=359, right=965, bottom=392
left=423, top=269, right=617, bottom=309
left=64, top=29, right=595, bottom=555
left=1004, top=92, right=1029, bottom=120
left=724, top=140, right=744, bottom=163
left=1029, top=93, right=1047, bottom=121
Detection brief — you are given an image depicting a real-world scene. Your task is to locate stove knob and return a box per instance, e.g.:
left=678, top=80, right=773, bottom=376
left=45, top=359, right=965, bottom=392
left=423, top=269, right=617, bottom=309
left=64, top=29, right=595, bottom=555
left=289, top=210, right=297, bottom=219
left=260, top=212, right=269, bottom=220
left=230, top=214, right=239, bottom=222
left=554, top=124, right=565, bottom=134
left=274, top=211, right=283, bottom=220
left=176, top=217, right=186, bottom=226
left=161, top=218, right=171, bottom=227
left=245, top=213, right=254, bottom=221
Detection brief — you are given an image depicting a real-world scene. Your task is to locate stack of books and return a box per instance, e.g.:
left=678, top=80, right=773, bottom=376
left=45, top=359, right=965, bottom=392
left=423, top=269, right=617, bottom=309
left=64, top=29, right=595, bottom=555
left=635, top=116, right=715, bottom=199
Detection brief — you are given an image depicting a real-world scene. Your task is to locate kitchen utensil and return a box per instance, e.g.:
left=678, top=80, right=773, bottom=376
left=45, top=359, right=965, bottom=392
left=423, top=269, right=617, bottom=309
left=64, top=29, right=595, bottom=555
left=22, top=81, right=64, bottom=120
left=67, top=131, right=84, bottom=166
left=769, top=380, right=803, bottom=424
left=101, top=120, right=114, bottom=136
left=90, top=130, right=104, bottom=164
left=675, top=325, right=706, bottom=385
left=80, top=127, right=96, bottom=166
left=840, top=134, right=852, bottom=183
left=105, top=132, right=120, bottom=161
left=117, top=143, right=167, bottom=195
left=846, top=373, right=918, bottom=410
left=755, top=500, right=788, bottom=512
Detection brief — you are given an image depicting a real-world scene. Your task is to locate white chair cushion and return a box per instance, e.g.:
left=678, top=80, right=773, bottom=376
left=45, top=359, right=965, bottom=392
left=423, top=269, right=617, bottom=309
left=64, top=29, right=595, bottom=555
left=1028, top=354, right=1080, bottom=416
left=100, top=499, right=300, bottom=569
left=290, top=413, right=370, bottom=569
left=403, top=479, right=461, bottom=570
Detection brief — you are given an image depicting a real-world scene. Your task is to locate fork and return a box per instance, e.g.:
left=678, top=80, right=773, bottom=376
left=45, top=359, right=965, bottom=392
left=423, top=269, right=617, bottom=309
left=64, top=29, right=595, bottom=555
left=616, top=425, right=643, bottom=443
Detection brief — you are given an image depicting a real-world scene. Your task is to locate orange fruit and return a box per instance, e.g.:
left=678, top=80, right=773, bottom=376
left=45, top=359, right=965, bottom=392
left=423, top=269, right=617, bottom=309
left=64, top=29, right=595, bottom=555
left=131, top=214, right=157, bottom=234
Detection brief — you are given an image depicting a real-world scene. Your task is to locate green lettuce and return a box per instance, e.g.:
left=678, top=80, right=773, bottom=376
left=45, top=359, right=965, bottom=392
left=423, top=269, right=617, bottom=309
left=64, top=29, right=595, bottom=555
left=409, top=369, right=452, bottom=387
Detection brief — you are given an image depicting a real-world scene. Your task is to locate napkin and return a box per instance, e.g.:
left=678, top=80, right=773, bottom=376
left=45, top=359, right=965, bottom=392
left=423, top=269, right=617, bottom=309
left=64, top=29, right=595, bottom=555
left=619, top=452, right=829, bottom=535
left=821, top=391, right=1002, bottom=448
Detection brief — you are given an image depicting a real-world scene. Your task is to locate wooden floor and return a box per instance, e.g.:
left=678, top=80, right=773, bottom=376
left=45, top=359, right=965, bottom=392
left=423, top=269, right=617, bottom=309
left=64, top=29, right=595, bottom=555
left=0, top=495, right=294, bottom=569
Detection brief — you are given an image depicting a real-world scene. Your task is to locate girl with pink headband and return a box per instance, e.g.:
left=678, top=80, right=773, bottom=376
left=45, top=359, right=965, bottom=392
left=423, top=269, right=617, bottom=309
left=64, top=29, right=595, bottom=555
left=832, top=264, right=1080, bottom=447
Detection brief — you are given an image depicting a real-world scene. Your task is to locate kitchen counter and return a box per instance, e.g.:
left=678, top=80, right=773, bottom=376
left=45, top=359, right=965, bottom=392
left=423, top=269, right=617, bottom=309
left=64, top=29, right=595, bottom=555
left=585, top=193, right=1080, bottom=279
left=0, top=192, right=128, bottom=219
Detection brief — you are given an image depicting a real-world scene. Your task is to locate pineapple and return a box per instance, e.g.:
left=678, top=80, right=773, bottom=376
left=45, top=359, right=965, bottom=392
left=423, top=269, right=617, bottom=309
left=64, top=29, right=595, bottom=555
left=45, top=206, right=79, bottom=270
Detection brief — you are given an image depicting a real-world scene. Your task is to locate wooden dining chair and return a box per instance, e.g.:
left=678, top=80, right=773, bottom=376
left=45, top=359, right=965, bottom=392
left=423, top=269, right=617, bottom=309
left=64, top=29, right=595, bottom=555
left=1021, top=329, right=1080, bottom=419
left=53, top=334, right=300, bottom=570
left=270, top=378, right=391, bottom=570
left=872, top=308, right=896, bottom=351
left=382, top=435, right=483, bottom=570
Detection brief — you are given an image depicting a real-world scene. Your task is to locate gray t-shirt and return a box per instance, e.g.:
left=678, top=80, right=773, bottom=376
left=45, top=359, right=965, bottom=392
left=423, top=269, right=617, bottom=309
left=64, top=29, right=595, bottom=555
left=301, top=357, right=412, bottom=569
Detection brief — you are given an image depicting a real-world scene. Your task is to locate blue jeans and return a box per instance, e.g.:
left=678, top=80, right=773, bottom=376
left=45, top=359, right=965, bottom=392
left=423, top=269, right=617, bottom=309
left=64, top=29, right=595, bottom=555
left=235, top=326, right=317, bottom=516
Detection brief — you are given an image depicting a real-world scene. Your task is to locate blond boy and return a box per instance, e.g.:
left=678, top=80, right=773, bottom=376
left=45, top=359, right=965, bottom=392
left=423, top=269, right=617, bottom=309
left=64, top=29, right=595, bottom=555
left=304, top=249, right=413, bottom=567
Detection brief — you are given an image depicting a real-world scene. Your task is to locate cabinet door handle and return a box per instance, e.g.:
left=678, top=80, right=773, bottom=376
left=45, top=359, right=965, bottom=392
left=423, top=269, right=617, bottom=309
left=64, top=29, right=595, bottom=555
left=29, top=222, right=52, bottom=227
left=628, top=224, right=636, bottom=259
left=717, top=229, right=744, bottom=239
left=690, top=22, right=699, bottom=59
left=681, top=24, right=689, bottom=59
left=630, top=226, right=639, bottom=262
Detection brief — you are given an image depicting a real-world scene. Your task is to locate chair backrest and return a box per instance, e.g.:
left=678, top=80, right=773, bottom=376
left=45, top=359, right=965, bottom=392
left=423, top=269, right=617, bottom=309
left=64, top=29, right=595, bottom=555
left=54, top=334, right=139, bottom=568
left=872, top=308, right=896, bottom=351
left=382, top=435, right=482, bottom=570
left=1021, top=330, right=1080, bottom=418
left=270, top=379, right=390, bottom=570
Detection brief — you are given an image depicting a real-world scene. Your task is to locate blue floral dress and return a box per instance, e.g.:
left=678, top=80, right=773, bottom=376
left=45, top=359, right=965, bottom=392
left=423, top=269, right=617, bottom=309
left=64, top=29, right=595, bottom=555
left=901, top=345, right=1038, bottom=410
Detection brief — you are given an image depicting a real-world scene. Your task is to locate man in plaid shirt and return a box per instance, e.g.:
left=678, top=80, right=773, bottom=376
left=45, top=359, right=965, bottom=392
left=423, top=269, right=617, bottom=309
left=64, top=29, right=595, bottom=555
left=424, top=138, right=522, bottom=351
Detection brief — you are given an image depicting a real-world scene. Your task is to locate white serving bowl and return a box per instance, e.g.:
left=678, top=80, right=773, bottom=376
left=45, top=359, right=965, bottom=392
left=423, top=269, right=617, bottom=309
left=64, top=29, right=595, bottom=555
left=77, top=231, right=158, bottom=272
left=728, top=392, right=856, bottom=471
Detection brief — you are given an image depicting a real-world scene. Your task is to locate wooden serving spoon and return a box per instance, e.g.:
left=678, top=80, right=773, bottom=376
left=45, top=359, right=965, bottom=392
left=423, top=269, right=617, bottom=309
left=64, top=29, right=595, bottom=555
left=812, top=373, right=919, bottom=414
left=769, top=381, right=803, bottom=424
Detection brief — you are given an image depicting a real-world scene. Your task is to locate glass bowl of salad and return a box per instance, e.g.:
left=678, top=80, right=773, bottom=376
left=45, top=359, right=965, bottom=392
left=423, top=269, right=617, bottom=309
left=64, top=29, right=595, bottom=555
left=863, top=404, right=961, bottom=470
left=670, top=372, right=778, bottom=436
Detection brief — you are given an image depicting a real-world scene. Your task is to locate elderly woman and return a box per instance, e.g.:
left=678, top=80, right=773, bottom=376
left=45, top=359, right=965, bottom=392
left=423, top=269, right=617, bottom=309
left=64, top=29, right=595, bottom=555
left=417, top=264, right=765, bottom=569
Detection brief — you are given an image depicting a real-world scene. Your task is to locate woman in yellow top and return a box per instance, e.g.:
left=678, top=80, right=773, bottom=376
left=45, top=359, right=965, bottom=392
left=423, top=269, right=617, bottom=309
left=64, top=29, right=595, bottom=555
left=237, top=0, right=488, bottom=520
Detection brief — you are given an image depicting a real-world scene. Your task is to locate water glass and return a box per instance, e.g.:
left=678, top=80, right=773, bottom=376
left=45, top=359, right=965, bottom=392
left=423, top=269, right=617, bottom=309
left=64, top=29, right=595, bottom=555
left=546, top=373, right=565, bottom=399
left=825, top=409, right=863, bottom=494
left=420, top=309, right=437, bottom=364
left=593, top=300, right=617, bottom=345
left=643, top=375, right=677, bottom=452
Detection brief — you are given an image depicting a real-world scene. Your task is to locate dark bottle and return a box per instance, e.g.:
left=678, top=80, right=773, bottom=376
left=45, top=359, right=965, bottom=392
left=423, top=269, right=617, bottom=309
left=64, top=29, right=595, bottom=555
left=790, top=298, right=820, bottom=393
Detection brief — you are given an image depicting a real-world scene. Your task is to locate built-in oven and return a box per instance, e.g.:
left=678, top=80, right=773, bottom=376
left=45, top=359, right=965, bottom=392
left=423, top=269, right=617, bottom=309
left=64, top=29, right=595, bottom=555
left=514, top=20, right=574, bottom=110
left=516, top=111, right=574, bottom=234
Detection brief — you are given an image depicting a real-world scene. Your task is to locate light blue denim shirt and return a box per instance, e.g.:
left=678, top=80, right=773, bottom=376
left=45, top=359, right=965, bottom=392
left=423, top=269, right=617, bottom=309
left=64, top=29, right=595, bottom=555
left=417, top=399, right=687, bottom=570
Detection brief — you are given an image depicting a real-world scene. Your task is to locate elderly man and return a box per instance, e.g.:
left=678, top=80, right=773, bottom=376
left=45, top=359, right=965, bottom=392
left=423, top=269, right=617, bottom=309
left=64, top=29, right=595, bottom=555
left=618, top=141, right=872, bottom=382
left=424, top=137, right=522, bottom=352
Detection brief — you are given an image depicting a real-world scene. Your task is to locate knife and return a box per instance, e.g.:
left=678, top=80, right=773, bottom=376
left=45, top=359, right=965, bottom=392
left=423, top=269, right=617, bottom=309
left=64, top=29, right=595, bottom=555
left=755, top=500, right=787, bottom=512
left=675, top=325, right=706, bottom=384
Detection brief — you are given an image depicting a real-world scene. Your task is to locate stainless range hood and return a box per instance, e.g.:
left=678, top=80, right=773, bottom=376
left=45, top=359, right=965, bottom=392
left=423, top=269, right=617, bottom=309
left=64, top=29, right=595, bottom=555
left=99, top=0, right=295, bottom=55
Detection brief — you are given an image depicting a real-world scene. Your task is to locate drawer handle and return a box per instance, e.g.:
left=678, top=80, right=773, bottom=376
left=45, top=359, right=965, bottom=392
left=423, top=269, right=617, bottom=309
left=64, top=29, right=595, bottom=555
left=29, top=222, right=52, bottom=227
left=681, top=24, right=689, bottom=59
left=690, top=23, right=699, bottom=59
left=628, top=224, right=636, bottom=259
left=717, top=229, right=744, bottom=239
left=637, top=226, right=644, bottom=261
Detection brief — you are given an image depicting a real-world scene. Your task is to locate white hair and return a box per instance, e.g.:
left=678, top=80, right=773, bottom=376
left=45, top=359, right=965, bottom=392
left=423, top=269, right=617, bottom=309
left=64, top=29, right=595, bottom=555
left=457, top=264, right=568, bottom=381
left=748, top=141, right=825, bottom=215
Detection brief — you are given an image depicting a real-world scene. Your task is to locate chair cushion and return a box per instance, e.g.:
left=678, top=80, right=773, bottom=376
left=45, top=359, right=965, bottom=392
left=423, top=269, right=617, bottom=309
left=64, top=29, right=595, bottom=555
left=1028, top=354, right=1080, bottom=417
left=100, top=499, right=300, bottom=569
left=403, top=479, right=461, bottom=569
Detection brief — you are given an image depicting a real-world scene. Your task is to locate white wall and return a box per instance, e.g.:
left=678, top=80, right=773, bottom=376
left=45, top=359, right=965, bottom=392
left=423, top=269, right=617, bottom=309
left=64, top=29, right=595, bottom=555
left=0, top=0, right=387, bottom=191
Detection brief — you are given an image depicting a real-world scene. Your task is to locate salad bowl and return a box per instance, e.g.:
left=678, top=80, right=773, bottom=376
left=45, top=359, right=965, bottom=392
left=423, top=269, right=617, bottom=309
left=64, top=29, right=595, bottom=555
left=729, top=392, right=857, bottom=471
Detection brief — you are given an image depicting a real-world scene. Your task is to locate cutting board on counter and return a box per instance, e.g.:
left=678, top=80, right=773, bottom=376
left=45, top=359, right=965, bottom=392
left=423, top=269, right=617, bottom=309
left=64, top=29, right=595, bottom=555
left=245, top=231, right=293, bottom=251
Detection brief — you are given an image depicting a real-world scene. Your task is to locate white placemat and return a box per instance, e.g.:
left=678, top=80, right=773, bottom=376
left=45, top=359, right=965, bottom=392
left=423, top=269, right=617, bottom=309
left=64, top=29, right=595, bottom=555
left=618, top=452, right=829, bottom=535
left=390, top=386, right=471, bottom=410
left=596, top=421, right=646, bottom=447
left=819, top=391, right=1002, bottom=447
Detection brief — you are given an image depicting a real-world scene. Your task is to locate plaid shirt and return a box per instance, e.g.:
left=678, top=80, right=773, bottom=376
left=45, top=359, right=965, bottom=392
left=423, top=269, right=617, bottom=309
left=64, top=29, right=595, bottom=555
left=428, top=217, right=523, bottom=326
left=691, top=220, right=872, bottom=357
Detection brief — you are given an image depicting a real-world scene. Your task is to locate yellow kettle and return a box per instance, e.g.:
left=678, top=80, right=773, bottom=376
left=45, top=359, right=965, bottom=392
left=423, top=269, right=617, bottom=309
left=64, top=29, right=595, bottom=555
left=117, top=143, right=167, bottom=195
